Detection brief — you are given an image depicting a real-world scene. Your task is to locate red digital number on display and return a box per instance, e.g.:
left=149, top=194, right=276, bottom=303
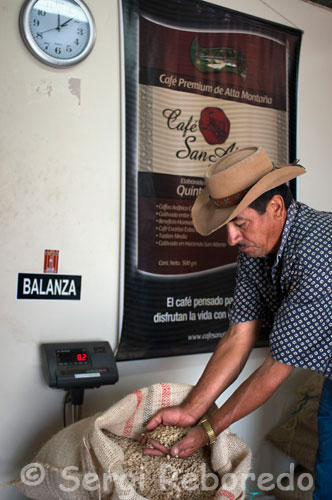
left=77, top=353, right=87, bottom=362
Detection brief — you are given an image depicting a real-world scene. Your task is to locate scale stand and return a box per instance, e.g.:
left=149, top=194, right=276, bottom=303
left=70, top=388, right=85, bottom=423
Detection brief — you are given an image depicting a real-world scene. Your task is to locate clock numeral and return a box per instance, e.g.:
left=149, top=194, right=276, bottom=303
left=36, top=32, right=43, bottom=39
left=77, top=28, right=84, bottom=35
left=74, top=38, right=80, bottom=45
left=37, top=10, right=46, bottom=16
left=55, top=47, right=62, bottom=54
left=66, top=46, right=73, bottom=53
left=32, top=19, right=40, bottom=26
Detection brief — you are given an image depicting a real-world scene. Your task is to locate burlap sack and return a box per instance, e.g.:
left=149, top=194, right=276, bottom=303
left=266, top=373, right=324, bottom=474
left=15, top=383, right=251, bottom=500
left=271, top=466, right=314, bottom=500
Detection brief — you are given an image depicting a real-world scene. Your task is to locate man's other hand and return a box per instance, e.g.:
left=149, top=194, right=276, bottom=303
left=141, top=406, right=208, bottom=458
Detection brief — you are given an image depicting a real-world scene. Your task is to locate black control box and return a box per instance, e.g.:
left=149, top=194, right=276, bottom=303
left=41, top=341, right=119, bottom=390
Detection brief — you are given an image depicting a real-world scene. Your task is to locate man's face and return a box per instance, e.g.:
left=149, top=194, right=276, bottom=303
left=226, top=200, right=285, bottom=258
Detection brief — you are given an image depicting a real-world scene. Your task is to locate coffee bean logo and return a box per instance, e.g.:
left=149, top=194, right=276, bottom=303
left=199, top=107, right=230, bottom=145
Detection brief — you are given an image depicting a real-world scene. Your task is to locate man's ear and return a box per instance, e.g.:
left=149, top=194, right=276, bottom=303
left=268, top=195, right=286, bottom=220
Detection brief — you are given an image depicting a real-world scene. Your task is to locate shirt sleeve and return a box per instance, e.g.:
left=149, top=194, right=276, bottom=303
left=228, top=252, right=268, bottom=324
left=270, top=262, right=332, bottom=375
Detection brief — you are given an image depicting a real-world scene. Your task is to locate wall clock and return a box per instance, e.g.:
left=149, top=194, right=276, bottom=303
left=19, top=0, right=96, bottom=67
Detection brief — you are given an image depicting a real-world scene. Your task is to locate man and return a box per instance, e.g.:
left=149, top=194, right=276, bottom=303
left=143, top=146, right=332, bottom=499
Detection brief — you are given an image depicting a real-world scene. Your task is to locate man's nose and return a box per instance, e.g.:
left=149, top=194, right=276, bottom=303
left=226, top=223, right=242, bottom=246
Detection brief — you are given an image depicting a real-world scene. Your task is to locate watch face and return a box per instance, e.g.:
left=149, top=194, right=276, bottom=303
left=20, top=0, right=95, bottom=67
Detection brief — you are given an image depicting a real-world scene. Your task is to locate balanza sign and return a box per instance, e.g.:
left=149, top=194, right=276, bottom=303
left=17, top=273, right=81, bottom=300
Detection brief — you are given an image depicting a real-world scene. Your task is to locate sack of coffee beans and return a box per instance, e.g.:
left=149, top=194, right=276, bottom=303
left=16, top=383, right=251, bottom=500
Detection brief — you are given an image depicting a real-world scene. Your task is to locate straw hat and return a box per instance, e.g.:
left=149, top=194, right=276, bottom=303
left=191, top=146, right=306, bottom=236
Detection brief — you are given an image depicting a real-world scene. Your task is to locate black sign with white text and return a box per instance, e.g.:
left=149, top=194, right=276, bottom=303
left=17, top=273, right=82, bottom=300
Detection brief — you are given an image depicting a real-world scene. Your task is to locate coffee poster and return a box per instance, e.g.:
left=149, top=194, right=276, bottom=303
left=117, top=0, right=302, bottom=360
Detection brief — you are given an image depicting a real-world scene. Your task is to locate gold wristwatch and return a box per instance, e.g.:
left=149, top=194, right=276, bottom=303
left=200, top=418, right=217, bottom=445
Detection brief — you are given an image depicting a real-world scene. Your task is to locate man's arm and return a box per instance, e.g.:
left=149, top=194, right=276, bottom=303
left=144, top=320, right=294, bottom=457
left=170, top=352, right=294, bottom=458
left=180, top=319, right=262, bottom=419
left=143, top=320, right=261, bottom=453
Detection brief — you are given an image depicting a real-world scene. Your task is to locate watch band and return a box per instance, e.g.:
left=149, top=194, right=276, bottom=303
left=200, top=418, right=217, bottom=445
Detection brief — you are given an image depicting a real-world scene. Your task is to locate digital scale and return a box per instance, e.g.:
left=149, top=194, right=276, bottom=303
left=41, top=341, right=119, bottom=424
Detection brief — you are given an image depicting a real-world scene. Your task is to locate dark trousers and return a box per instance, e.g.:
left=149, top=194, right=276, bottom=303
left=313, top=377, right=332, bottom=499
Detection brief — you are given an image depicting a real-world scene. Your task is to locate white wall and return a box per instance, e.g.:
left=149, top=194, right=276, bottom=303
left=1, top=0, right=332, bottom=498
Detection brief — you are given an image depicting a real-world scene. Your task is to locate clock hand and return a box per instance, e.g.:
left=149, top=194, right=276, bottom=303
left=37, top=17, right=73, bottom=37
left=60, top=17, right=73, bottom=28
left=36, top=26, right=59, bottom=36
left=57, top=12, right=61, bottom=31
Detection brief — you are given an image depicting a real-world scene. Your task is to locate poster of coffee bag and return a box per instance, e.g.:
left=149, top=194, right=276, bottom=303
left=117, top=0, right=302, bottom=360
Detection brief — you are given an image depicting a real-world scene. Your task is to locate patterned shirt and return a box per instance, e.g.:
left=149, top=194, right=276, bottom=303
left=229, top=202, right=332, bottom=379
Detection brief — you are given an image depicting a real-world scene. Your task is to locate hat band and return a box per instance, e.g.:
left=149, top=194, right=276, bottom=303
left=209, top=187, right=250, bottom=208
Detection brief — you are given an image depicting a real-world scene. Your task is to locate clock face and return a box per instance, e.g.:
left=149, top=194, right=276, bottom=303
left=20, top=0, right=95, bottom=67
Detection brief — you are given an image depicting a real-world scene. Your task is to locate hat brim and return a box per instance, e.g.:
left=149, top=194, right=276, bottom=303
left=192, top=165, right=306, bottom=236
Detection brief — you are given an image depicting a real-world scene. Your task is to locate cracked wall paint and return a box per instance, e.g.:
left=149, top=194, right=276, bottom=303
left=33, top=79, right=53, bottom=97
left=68, top=77, right=81, bottom=105
left=30, top=78, right=81, bottom=105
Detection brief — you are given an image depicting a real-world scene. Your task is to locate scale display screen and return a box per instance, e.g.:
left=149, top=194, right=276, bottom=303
left=56, top=349, right=88, bottom=365
left=41, top=341, right=119, bottom=389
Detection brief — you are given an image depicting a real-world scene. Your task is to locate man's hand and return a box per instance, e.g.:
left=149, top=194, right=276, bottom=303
left=169, top=424, right=208, bottom=458
left=142, top=423, right=208, bottom=458
left=146, top=405, right=198, bottom=430
left=141, top=405, right=205, bottom=457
